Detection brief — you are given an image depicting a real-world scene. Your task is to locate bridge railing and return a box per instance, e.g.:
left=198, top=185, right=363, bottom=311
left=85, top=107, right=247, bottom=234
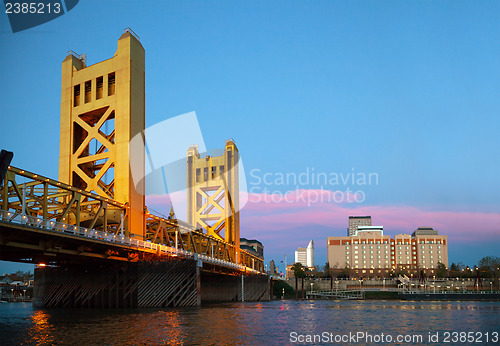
left=1, top=166, right=264, bottom=273
left=0, top=206, right=260, bottom=274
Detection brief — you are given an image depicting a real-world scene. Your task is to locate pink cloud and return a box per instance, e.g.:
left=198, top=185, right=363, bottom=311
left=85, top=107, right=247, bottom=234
left=240, top=191, right=500, bottom=244
left=145, top=189, right=500, bottom=245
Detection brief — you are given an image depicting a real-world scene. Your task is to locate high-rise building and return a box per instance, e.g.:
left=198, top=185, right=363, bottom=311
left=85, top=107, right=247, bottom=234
left=327, top=227, right=448, bottom=277
left=354, top=225, right=383, bottom=236
left=294, top=240, right=314, bottom=268
left=348, top=216, right=372, bottom=236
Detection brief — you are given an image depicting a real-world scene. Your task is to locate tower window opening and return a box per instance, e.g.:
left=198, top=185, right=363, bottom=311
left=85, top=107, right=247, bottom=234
left=74, top=84, right=80, bottom=107
left=204, top=167, right=208, bottom=181
left=84, top=80, right=91, bottom=103
left=108, top=72, right=115, bottom=96
left=96, top=76, right=103, bottom=99
left=196, top=168, right=201, bottom=183
left=212, top=166, right=216, bottom=179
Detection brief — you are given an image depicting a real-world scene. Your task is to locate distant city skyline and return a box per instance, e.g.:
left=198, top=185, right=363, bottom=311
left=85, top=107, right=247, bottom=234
left=1, top=1, right=499, bottom=273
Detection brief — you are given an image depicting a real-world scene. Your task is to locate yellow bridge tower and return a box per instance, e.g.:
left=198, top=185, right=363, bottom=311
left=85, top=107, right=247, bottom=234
left=187, top=140, right=240, bottom=250
left=58, top=29, right=145, bottom=239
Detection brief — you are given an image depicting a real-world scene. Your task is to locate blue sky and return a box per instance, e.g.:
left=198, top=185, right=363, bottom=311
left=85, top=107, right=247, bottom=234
left=0, top=1, right=499, bottom=273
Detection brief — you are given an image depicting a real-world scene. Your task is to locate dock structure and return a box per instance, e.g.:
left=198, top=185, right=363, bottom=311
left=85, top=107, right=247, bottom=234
left=306, top=289, right=365, bottom=300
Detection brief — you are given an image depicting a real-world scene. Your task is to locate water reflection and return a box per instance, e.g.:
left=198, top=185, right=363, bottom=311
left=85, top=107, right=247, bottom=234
left=25, top=310, right=55, bottom=345
left=0, top=301, right=498, bottom=345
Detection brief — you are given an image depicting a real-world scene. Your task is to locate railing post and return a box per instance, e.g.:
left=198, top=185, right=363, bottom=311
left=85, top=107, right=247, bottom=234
left=241, top=274, right=244, bottom=302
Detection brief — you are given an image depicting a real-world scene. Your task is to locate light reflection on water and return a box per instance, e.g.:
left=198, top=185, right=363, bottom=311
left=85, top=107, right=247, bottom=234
left=0, top=300, right=499, bottom=345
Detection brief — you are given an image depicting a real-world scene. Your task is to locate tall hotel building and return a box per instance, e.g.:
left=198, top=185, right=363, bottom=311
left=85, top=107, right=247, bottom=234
left=348, top=216, right=372, bottom=236
left=327, top=226, right=448, bottom=277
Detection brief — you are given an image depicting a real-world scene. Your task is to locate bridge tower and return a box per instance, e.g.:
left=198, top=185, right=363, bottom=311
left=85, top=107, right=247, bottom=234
left=187, top=140, right=240, bottom=250
left=58, top=29, right=145, bottom=239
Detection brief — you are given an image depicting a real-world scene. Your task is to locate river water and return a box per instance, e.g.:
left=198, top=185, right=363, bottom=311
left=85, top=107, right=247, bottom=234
left=0, top=300, right=499, bottom=345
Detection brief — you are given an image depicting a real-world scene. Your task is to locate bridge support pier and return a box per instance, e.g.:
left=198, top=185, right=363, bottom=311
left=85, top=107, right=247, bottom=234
left=33, top=259, right=199, bottom=308
left=33, top=260, right=269, bottom=308
left=200, top=271, right=270, bottom=303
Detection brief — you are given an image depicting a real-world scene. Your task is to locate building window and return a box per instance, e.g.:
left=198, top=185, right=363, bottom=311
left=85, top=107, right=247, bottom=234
left=212, top=166, right=216, bottom=179
left=196, top=168, right=201, bottom=182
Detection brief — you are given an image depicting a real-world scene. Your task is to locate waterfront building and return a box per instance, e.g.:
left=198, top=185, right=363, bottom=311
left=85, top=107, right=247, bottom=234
left=240, top=238, right=264, bottom=259
left=412, top=227, right=448, bottom=272
left=294, top=240, right=314, bottom=268
left=348, top=216, right=372, bottom=236
left=327, top=227, right=448, bottom=277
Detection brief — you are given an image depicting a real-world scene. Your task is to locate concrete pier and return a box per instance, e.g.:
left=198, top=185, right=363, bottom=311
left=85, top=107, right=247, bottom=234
left=33, top=260, right=270, bottom=308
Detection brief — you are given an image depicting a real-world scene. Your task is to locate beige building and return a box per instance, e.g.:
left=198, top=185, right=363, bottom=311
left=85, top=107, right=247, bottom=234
left=327, top=227, right=448, bottom=277
left=412, top=227, right=448, bottom=272
left=348, top=216, right=372, bottom=236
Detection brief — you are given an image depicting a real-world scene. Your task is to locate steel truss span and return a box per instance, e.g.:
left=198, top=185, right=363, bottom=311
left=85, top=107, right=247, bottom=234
left=0, top=166, right=263, bottom=273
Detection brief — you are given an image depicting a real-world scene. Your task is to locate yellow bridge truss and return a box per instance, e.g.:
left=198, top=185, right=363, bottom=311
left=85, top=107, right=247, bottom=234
left=1, top=166, right=263, bottom=272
